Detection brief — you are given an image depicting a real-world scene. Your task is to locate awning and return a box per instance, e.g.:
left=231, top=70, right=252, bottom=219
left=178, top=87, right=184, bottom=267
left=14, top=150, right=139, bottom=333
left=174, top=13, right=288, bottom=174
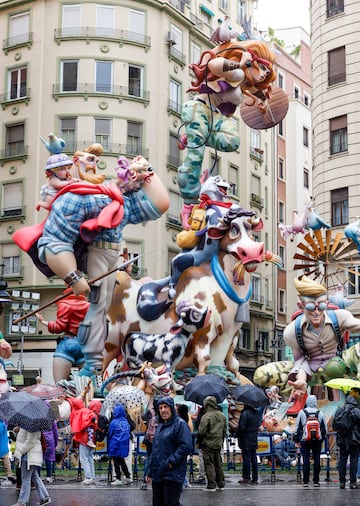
left=200, top=3, right=215, bottom=17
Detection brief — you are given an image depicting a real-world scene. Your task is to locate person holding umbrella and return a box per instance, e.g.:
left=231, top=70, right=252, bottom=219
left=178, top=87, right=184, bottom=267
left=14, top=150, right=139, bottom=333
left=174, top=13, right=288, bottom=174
left=237, top=403, right=262, bottom=484
left=197, top=395, right=227, bottom=491
left=11, top=427, right=52, bottom=506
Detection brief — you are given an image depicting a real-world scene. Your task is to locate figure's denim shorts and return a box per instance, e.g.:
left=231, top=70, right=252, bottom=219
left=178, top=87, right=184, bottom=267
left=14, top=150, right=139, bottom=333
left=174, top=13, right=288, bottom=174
left=53, top=336, right=85, bottom=365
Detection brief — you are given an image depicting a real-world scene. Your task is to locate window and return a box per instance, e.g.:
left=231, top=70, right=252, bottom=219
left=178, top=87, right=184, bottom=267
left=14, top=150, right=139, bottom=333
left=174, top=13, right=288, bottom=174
left=251, top=274, right=261, bottom=303
left=278, top=289, right=285, bottom=313
left=258, top=331, right=269, bottom=352
left=8, top=66, right=27, bottom=100
left=1, top=181, right=23, bottom=217
left=169, top=133, right=180, bottom=167
left=278, top=158, right=285, bottom=180
left=331, top=187, right=348, bottom=226
left=96, top=5, right=114, bottom=37
left=127, top=122, right=142, bottom=155
left=229, top=165, right=239, bottom=197
left=1, top=243, right=20, bottom=276
left=278, top=201, right=285, bottom=223
left=128, top=65, right=143, bottom=97
left=251, top=129, right=260, bottom=150
left=294, top=85, right=300, bottom=99
left=9, top=12, right=30, bottom=46
left=327, top=0, right=344, bottom=18
left=210, top=155, right=220, bottom=176
left=169, top=24, right=183, bottom=48
left=168, top=190, right=182, bottom=225
left=328, top=46, right=346, bottom=86
left=330, top=115, right=347, bottom=154
left=5, top=123, right=25, bottom=157
left=190, top=42, right=201, bottom=64
left=251, top=174, right=261, bottom=202
left=237, top=1, right=246, bottom=23
left=129, top=9, right=145, bottom=42
left=62, top=5, right=81, bottom=36
left=304, top=93, right=310, bottom=106
left=60, top=117, right=77, bottom=150
left=278, top=73, right=284, bottom=89
left=123, top=241, right=143, bottom=277
left=304, top=168, right=309, bottom=189
left=279, top=245, right=285, bottom=268
left=95, top=118, right=111, bottom=150
left=348, top=266, right=360, bottom=295
left=169, top=79, right=181, bottom=113
left=95, top=61, right=112, bottom=93
left=238, top=328, right=250, bottom=349
left=303, top=126, right=309, bottom=147
left=61, top=61, right=78, bottom=92
left=219, top=0, right=229, bottom=11
left=278, top=120, right=284, bottom=137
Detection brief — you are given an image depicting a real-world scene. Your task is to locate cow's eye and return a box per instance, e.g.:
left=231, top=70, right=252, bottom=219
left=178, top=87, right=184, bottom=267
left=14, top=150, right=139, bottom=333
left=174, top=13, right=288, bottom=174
left=190, top=309, right=202, bottom=323
left=229, top=223, right=240, bottom=238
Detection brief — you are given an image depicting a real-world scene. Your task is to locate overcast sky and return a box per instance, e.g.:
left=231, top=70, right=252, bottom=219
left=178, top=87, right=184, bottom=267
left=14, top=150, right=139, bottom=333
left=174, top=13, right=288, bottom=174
left=254, top=0, right=310, bottom=32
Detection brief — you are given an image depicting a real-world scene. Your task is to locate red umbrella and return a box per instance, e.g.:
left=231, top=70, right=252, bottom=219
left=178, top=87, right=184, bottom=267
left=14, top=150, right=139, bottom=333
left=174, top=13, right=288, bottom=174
left=22, top=383, right=65, bottom=400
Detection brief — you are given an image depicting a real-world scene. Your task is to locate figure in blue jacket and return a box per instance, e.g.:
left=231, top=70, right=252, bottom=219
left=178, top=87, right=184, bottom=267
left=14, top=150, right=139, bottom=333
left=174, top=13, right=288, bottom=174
left=146, top=397, right=192, bottom=506
left=107, top=404, right=132, bottom=485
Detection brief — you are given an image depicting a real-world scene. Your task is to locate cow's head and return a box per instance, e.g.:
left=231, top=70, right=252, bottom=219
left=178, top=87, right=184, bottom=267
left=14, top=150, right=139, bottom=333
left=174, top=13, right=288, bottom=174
left=207, top=207, right=282, bottom=284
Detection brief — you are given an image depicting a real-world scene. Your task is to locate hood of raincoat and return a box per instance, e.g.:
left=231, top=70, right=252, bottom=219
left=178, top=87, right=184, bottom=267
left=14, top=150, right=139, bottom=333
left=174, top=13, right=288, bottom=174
left=156, top=396, right=176, bottom=423
left=88, top=399, right=102, bottom=415
left=112, top=404, right=126, bottom=418
left=305, top=395, right=317, bottom=408
left=203, top=395, right=219, bottom=411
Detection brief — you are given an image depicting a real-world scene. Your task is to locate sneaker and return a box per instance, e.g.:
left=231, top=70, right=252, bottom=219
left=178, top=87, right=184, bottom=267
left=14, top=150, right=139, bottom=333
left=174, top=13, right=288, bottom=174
left=302, top=483, right=309, bottom=487
left=202, top=487, right=216, bottom=492
left=7, top=476, right=17, bottom=484
left=350, top=483, right=358, bottom=489
left=250, top=480, right=259, bottom=485
left=37, top=497, right=52, bottom=506
left=124, top=477, right=133, bottom=485
left=238, top=479, right=251, bottom=484
left=140, top=482, right=147, bottom=490
left=111, top=479, right=123, bottom=486
left=314, top=483, right=320, bottom=487
left=82, top=478, right=95, bottom=485
left=45, top=477, right=53, bottom=484
left=340, top=483, right=345, bottom=489
left=217, top=486, right=225, bottom=491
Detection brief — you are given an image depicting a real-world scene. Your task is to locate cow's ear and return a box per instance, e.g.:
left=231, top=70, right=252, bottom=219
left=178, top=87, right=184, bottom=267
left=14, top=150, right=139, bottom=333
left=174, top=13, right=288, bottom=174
left=207, top=226, right=226, bottom=239
left=252, top=218, right=264, bottom=231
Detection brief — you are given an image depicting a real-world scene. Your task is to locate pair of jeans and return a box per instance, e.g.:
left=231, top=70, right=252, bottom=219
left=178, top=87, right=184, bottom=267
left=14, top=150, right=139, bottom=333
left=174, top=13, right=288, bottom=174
left=300, top=440, right=322, bottom=484
left=202, top=446, right=225, bottom=489
left=241, top=449, right=258, bottom=481
left=152, top=480, right=183, bottom=506
left=338, top=444, right=360, bottom=484
left=18, top=455, right=50, bottom=504
left=79, top=443, right=95, bottom=480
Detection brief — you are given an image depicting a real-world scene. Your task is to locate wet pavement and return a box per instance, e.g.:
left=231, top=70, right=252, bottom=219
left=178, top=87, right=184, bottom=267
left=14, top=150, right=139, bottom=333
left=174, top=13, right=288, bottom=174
left=1, top=473, right=359, bottom=506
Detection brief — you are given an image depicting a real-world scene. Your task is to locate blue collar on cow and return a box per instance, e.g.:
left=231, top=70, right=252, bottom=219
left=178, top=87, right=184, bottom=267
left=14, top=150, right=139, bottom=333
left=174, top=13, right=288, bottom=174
left=211, top=255, right=252, bottom=304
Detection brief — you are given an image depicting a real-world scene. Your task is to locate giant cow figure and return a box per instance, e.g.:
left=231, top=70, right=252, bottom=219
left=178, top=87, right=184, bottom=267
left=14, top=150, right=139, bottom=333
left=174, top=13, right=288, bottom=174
left=104, top=207, right=282, bottom=379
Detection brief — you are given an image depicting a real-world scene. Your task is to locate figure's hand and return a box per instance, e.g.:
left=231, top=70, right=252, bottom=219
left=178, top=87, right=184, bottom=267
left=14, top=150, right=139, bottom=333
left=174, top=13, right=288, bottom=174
left=71, top=278, right=90, bottom=296
left=288, top=379, right=307, bottom=401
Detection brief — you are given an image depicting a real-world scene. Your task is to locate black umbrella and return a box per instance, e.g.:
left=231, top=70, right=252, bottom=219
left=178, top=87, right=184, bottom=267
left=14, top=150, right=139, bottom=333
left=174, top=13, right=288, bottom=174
left=231, top=384, right=269, bottom=408
left=0, top=391, right=56, bottom=432
left=184, top=374, right=230, bottom=405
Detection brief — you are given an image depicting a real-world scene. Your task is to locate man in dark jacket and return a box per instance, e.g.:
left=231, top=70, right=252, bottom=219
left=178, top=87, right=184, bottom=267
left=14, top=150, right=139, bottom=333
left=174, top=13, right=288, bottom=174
left=333, top=395, right=360, bottom=489
left=146, top=397, right=192, bottom=506
left=197, top=396, right=227, bottom=491
left=237, top=404, right=261, bottom=484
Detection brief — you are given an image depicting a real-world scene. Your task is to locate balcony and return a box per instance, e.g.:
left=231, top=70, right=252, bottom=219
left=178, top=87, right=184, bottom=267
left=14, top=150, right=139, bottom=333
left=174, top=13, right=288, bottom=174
left=166, top=213, right=182, bottom=230
left=251, top=295, right=264, bottom=306
left=0, top=145, right=28, bottom=165
left=3, top=33, right=33, bottom=54
left=250, top=193, right=264, bottom=209
left=249, top=146, right=264, bottom=163
left=0, top=89, right=31, bottom=110
left=0, top=206, right=26, bottom=221
left=62, top=141, right=149, bottom=159
left=168, top=45, right=186, bottom=67
left=54, top=27, right=151, bottom=51
left=52, top=83, right=150, bottom=106
left=167, top=99, right=182, bottom=115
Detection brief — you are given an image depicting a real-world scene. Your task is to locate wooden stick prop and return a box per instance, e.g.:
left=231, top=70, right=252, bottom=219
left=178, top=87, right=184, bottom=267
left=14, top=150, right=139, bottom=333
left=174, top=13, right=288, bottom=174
left=13, top=249, right=160, bottom=324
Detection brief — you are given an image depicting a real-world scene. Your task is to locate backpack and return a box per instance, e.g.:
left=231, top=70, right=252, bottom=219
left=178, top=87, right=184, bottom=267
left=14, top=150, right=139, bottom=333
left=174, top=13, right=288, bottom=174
left=334, top=406, right=352, bottom=435
left=294, top=310, right=344, bottom=358
left=303, top=409, right=321, bottom=441
left=94, top=414, right=109, bottom=443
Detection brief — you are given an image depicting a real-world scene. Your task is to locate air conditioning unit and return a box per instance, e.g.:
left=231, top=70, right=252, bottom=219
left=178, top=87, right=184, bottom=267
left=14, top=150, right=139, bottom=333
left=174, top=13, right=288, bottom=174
left=166, top=31, right=176, bottom=46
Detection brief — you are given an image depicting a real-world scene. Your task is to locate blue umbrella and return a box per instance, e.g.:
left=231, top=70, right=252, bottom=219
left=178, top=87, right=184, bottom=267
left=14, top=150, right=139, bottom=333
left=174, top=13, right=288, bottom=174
left=0, top=391, right=55, bottom=432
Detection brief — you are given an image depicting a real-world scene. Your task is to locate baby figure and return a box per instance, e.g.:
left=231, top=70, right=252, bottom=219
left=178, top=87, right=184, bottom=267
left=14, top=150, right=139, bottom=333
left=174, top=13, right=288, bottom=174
left=37, top=153, right=76, bottom=211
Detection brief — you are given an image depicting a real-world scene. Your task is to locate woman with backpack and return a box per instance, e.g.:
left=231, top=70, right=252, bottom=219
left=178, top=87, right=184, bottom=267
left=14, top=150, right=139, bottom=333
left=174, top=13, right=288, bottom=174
left=333, top=395, right=360, bottom=489
left=108, top=404, right=132, bottom=485
left=294, top=395, right=327, bottom=487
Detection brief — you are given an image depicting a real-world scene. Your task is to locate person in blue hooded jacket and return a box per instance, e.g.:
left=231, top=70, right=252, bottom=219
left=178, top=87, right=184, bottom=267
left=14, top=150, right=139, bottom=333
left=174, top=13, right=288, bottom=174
left=107, top=404, right=132, bottom=485
left=146, top=397, right=192, bottom=506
